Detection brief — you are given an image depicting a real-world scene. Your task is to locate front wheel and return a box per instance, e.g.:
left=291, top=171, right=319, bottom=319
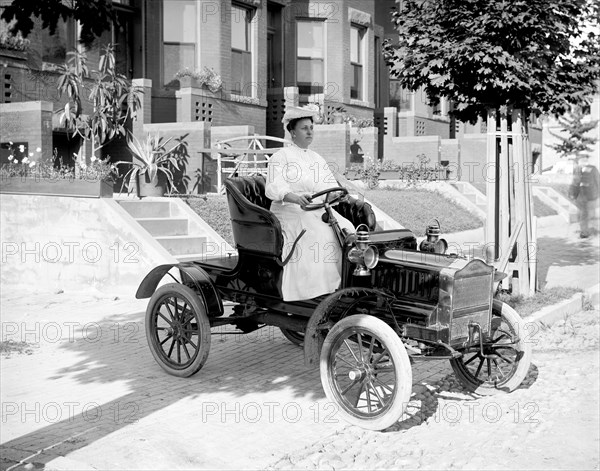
left=320, top=315, right=412, bottom=431
left=450, top=300, right=532, bottom=395
left=145, top=283, right=211, bottom=377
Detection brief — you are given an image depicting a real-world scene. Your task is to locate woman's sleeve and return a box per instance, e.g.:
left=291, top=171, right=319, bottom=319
left=265, top=150, right=292, bottom=202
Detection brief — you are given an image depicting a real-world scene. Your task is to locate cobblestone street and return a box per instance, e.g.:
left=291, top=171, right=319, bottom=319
left=268, top=308, right=600, bottom=470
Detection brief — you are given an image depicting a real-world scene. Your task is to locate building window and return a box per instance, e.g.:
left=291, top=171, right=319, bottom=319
left=389, top=80, right=413, bottom=112
left=231, top=4, right=253, bottom=95
left=350, top=25, right=364, bottom=100
left=297, top=20, right=324, bottom=95
left=163, top=0, right=197, bottom=85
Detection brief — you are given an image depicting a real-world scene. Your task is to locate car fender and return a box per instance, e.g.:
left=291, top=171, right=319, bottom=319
left=304, top=287, right=394, bottom=368
left=135, top=263, right=223, bottom=317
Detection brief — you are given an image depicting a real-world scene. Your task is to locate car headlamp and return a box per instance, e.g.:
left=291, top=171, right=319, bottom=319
left=419, top=219, right=448, bottom=254
left=348, top=224, right=379, bottom=276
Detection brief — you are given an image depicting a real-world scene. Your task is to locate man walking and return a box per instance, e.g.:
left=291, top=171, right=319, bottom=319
left=570, top=154, right=600, bottom=238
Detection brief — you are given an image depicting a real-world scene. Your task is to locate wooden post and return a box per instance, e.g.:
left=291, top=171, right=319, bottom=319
left=485, top=107, right=537, bottom=295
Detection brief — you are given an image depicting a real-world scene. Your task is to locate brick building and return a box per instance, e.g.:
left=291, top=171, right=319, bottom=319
left=1, top=0, right=551, bottom=186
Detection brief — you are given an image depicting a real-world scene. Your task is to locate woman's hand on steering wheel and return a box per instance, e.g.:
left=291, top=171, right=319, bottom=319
left=284, top=192, right=312, bottom=207
left=302, top=187, right=349, bottom=211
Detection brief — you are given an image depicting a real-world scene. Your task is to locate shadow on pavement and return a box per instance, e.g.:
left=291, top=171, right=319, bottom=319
left=536, top=235, right=599, bottom=288
left=0, top=307, right=326, bottom=469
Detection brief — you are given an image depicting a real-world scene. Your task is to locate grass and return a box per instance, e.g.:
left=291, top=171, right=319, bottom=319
left=364, top=187, right=483, bottom=235
left=496, top=286, right=582, bottom=318
left=182, top=194, right=235, bottom=246
left=181, top=187, right=484, bottom=241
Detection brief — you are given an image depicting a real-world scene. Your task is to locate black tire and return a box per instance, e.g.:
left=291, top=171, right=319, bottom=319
left=320, top=315, right=412, bottom=431
left=145, top=283, right=211, bottom=377
left=450, top=300, right=533, bottom=395
left=280, top=328, right=305, bottom=346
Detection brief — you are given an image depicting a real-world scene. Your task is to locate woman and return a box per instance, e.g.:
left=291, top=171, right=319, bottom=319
left=265, top=105, right=355, bottom=301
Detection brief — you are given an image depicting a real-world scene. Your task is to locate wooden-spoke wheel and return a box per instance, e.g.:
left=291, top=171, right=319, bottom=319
left=450, top=300, right=532, bottom=395
left=320, top=315, right=412, bottom=431
left=280, top=328, right=305, bottom=346
left=145, top=283, right=211, bottom=377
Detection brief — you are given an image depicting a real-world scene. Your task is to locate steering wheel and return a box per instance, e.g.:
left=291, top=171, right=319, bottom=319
left=302, top=187, right=349, bottom=211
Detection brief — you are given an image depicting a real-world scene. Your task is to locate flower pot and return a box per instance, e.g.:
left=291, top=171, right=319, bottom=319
left=131, top=172, right=166, bottom=198
left=178, top=76, right=201, bottom=88
left=0, top=176, right=113, bottom=197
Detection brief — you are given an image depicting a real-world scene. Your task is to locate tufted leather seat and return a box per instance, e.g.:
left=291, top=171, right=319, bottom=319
left=225, top=175, right=283, bottom=257
left=335, top=196, right=377, bottom=231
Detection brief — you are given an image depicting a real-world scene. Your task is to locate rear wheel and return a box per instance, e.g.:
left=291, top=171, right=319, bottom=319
left=145, top=283, right=211, bottom=377
left=280, top=328, right=305, bottom=346
left=450, top=300, right=532, bottom=395
left=320, top=315, right=412, bottom=431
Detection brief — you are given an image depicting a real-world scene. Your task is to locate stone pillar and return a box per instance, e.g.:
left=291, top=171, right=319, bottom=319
left=383, top=107, right=397, bottom=137
left=131, top=78, right=152, bottom=140
left=0, top=101, right=53, bottom=162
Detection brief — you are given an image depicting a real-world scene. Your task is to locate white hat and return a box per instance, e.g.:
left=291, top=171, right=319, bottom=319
left=281, top=104, right=320, bottom=128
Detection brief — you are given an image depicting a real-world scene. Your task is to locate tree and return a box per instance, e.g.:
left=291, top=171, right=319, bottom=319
left=383, top=0, right=600, bottom=123
left=547, top=107, right=599, bottom=158
left=1, top=0, right=115, bottom=46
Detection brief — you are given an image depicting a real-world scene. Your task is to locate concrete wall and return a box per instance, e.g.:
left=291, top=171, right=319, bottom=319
left=0, top=194, right=175, bottom=294
left=457, top=134, right=487, bottom=182
left=382, top=135, right=441, bottom=166
left=176, top=88, right=267, bottom=135
left=306, top=123, right=350, bottom=175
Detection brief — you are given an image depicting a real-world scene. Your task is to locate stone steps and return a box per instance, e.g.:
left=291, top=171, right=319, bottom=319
left=117, top=198, right=234, bottom=262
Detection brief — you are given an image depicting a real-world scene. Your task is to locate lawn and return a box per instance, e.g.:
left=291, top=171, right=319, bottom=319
left=182, top=185, right=484, bottom=242
left=364, top=187, right=483, bottom=235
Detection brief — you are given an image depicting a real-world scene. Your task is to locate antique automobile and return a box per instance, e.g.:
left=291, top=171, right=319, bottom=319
left=136, top=174, right=532, bottom=431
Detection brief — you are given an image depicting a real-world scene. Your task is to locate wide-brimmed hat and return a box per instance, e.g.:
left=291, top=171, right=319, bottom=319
left=281, top=104, right=320, bottom=128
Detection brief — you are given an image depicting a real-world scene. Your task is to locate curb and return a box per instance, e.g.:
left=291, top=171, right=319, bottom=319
left=526, top=283, right=600, bottom=326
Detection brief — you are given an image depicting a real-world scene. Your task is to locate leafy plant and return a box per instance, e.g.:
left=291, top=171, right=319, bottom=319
left=0, top=31, right=30, bottom=51
left=115, top=132, right=189, bottom=195
left=345, top=154, right=446, bottom=189
left=174, top=66, right=223, bottom=92
left=547, top=106, right=599, bottom=159
left=0, top=144, right=117, bottom=182
left=56, top=44, right=143, bottom=160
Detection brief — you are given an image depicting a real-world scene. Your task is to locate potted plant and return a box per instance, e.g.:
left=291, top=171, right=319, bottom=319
left=116, top=132, right=188, bottom=198
left=330, top=105, right=346, bottom=124
left=174, top=66, right=223, bottom=92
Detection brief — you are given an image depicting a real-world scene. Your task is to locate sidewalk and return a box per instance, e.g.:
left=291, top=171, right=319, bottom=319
left=443, top=214, right=600, bottom=291
left=1, top=215, right=598, bottom=470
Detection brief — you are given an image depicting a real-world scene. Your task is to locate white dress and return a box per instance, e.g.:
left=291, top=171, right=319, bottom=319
left=265, top=145, right=355, bottom=301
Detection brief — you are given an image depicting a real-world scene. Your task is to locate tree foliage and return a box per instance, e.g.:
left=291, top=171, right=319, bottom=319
left=384, top=0, right=600, bottom=123
left=1, top=0, right=115, bottom=46
left=547, top=107, right=599, bottom=158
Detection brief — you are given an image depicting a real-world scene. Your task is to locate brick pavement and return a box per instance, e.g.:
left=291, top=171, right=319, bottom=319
left=0, top=292, right=450, bottom=470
